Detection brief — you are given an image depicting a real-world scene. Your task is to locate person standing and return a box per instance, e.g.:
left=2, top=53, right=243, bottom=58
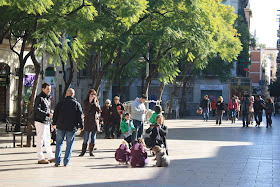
left=236, top=96, right=241, bottom=120
left=34, top=83, right=55, bottom=164
left=254, top=95, right=265, bottom=127
left=53, top=88, right=84, bottom=166
left=200, top=95, right=211, bottom=122
left=240, top=94, right=251, bottom=127
left=79, top=89, right=100, bottom=157
left=111, top=96, right=124, bottom=138
left=264, top=98, right=275, bottom=128
left=228, top=95, right=238, bottom=123
left=248, top=96, right=254, bottom=125
left=101, top=99, right=112, bottom=139
left=216, top=96, right=225, bottom=125
left=131, top=95, right=147, bottom=141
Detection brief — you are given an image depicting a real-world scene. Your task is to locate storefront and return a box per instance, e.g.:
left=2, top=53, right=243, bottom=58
left=200, top=85, right=223, bottom=102
left=0, top=63, right=10, bottom=119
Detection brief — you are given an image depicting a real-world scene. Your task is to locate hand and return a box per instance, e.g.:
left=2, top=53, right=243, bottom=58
left=150, top=125, right=154, bottom=129
left=125, top=132, right=128, bottom=135
left=52, top=125, right=56, bottom=129
left=133, top=129, right=136, bottom=132
left=80, top=128, right=84, bottom=132
left=49, top=113, right=53, bottom=119
left=144, top=109, right=147, bottom=113
left=89, top=96, right=94, bottom=103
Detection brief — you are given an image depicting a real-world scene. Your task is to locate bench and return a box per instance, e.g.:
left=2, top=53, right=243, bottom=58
left=13, top=131, right=36, bottom=148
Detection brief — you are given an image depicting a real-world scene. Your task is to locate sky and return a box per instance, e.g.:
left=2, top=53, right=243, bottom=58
left=250, top=0, right=280, bottom=48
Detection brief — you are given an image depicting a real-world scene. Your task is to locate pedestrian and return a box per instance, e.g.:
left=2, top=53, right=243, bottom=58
left=101, top=99, right=112, bottom=139
left=200, top=95, right=211, bottom=122
left=53, top=88, right=84, bottom=167
left=149, top=105, right=162, bottom=124
left=34, top=83, right=55, bottom=164
left=211, top=100, right=217, bottom=118
left=131, top=94, right=147, bottom=141
left=264, top=98, right=275, bottom=128
left=254, top=95, right=265, bottom=127
left=216, top=96, right=225, bottom=125
left=115, top=140, right=131, bottom=164
left=146, top=115, right=168, bottom=155
left=111, top=96, right=124, bottom=138
left=236, top=96, right=241, bottom=120
left=130, top=138, right=148, bottom=167
left=152, top=145, right=170, bottom=167
left=120, top=113, right=136, bottom=147
left=249, top=96, right=254, bottom=125
left=228, top=95, right=238, bottom=123
left=79, top=89, right=100, bottom=157
left=240, top=93, right=251, bottom=127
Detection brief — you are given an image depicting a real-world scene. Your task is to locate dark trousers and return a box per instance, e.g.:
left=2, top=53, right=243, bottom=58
left=254, top=111, right=263, bottom=125
left=216, top=110, right=223, bottom=124
left=133, top=120, right=143, bottom=141
left=104, top=123, right=111, bottom=138
left=242, top=113, right=249, bottom=126
left=266, top=112, right=272, bottom=126
left=212, top=109, right=216, bottom=117
left=112, top=118, right=121, bottom=137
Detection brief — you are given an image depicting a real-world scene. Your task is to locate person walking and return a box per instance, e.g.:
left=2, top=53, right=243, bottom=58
left=111, top=96, right=124, bottom=138
left=216, top=96, right=225, bottom=125
left=254, top=95, right=265, bottom=127
left=200, top=95, right=211, bottom=122
left=101, top=99, right=112, bottom=139
left=79, top=89, right=100, bottom=157
left=240, top=94, right=251, bottom=127
left=228, top=95, right=238, bottom=123
left=264, top=98, right=275, bottom=128
left=211, top=100, right=217, bottom=118
left=34, top=83, right=55, bottom=164
left=131, top=95, right=147, bottom=141
left=236, top=96, right=241, bottom=120
left=248, top=96, right=254, bottom=125
left=53, top=88, right=84, bottom=167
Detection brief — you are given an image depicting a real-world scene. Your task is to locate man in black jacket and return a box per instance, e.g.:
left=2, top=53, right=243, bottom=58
left=34, top=83, right=55, bottom=164
left=53, top=88, right=84, bottom=167
left=200, top=95, right=211, bottom=122
left=111, top=96, right=124, bottom=138
left=254, top=95, right=265, bottom=127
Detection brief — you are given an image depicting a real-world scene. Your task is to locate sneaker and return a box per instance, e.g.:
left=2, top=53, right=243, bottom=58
left=48, top=158, right=56, bottom=163
left=54, top=163, right=60, bottom=167
left=38, top=159, right=49, bottom=164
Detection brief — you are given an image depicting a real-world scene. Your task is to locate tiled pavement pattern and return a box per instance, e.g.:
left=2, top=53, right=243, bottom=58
left=0, top=115, right=279, bottom=187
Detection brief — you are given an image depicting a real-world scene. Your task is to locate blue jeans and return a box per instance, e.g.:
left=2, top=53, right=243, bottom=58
left=55, top=129, right=75, bottom=166
left=242, top=113, right=249, bottom=126
left=202, top=108, right=209, bottom=120
left=230, top=109, right=236, bottom=119
left=83, top=131, right=97, bottom=144
left=133, top=120, right=143, bottom=141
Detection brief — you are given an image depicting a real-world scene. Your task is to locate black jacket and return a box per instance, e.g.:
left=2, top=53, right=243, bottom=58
left=146, top=124, right=168, bottom=149
left=111, top=102, right=124, bottom=120
left=216, top=101, right=225, bottom=111
left=200, top=99, right=211, bottom=109
left=254, top=99, right=265, bottom=112
left=53, top=96, right=84, bottom=131
left=34, top=91, right=51, bottom=123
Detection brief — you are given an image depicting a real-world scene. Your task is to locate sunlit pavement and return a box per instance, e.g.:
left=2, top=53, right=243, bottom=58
left=0, top=115, right=279, bottom=187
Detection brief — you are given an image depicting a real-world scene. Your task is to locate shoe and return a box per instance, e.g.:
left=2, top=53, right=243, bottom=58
left=255, top=124, right=257, bottom=127
left=38, top=159, right=49, bottom=164
left=79, top=144, right=87, bottom=157
left=48, top=158, right=55, bottom=163
left=51, top=142, right=56, bottom=146
left=54, top=163, right=60, bottom=167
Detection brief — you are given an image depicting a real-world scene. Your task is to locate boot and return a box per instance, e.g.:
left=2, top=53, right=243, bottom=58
left=79, top=144, right=87, bottom=157
left=89, top=143, right=95, bottom=157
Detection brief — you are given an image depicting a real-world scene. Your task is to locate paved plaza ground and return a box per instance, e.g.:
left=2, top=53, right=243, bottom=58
left=0, top=115, right=279, bottom=187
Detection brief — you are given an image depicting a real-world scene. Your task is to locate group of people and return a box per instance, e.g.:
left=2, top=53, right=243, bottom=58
left=200, top=93, right=275, bottom=127
left=33, top=82, right=169, bottom=167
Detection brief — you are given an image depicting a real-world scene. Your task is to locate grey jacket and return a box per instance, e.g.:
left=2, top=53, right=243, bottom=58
left=155, top=150, right=170, bottom=167
left=131, top=98, right=146, bottom=122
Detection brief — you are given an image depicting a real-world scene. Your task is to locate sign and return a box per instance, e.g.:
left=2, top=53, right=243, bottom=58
left=200, top=85, right=223, bottom=90
left=24, top=74, right=35, bottom=87
left=240, top=59, right=251, bottom=71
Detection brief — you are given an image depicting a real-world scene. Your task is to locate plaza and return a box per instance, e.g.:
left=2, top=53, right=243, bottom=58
left=0, top=116, right=279, bottom=187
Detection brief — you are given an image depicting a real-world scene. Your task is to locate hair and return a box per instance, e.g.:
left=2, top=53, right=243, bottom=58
left=85, top=89, right=97, bottom=101
left=105, top=99, right=111, bottom=105
left=250, top=96, right=254, bottom=101
left=66, top=88, right=75, bottom=97
left=154, top=105, right=162, bottom=114
left=219, top=96, right=223, bottom=102
left=114, top=96, right=120, bottom=100
left=124, top=113, right=130, bottom=117
left=266, top=98, right=273, bottom=103
left=42, top=82, right=50, bottom=89
left=204, top=95, right=208, bottom=97
left=137, top=138, right=146, bottom=147
left=122, top=140, right=129, bottom=146
left=232, top=95, right=235, bottom=98
left=152, top=145, right=162, bottom=153
left=156, top=114, right=164, bottom=123
left=140, top=94, right=147, bottom=99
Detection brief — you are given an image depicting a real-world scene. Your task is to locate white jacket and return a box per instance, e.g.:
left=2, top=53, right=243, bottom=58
left=131, top=98, right=146, bottom=122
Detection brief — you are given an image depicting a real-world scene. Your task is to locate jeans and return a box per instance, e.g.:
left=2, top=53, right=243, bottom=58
left=242, top=113, right=249, bottom=126
left=229, top=109, right=236, bottom=119
left=133, top=120, right=143, bottom=141
left=83, top=131, right=97, bottom=144
left=255, top=110, right=263, bottom=125
left=55, top=129, right=75, bottom=166
left=202, top=108, right=209, bottom=121
left=266, top=112, right=272, bottom=126
left=216, top=110, right=223, bottom=124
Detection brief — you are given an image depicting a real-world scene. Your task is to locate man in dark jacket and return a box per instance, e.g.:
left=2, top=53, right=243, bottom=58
left=111, top=96, right=124, bottom=138
left=53, top=88, right=84, bottom=167
left=34, top=83, right=55, bottom=164
left=200, top=95, right=211, bottom=122
left=254, top=95, right=265, bottom=127
left=240, top=94, right=251, bottom=127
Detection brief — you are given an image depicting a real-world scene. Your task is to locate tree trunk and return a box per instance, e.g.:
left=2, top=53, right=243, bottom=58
left=158, top=82, right=165, bottom=101
left=143, top=74, right=155, bottom=97
left=168, top=78, right=178, bottom=119
left=25, top=51, right=40, bottom=146
left=62, top=54, right=74, bottom=98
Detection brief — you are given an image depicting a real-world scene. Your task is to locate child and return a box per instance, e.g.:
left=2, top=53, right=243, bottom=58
left=120, top=113, right=135, bottom=147
left=115, top=140, right=131, bottom=164
left=152, top=145, right=170, bottom=167
left=146, top=115, right=168, bottom=155
left=149, top=105, right=162, bottom=124
left=130, top=138, right=148, bottom=167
